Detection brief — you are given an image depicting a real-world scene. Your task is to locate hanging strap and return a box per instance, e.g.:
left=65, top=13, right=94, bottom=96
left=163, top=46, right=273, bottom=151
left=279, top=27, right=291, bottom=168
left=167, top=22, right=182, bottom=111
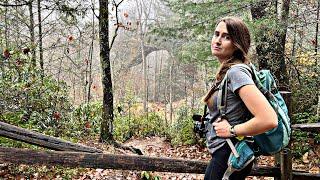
left=217, top=73, right=229, bottom=119
left=203, top=105, right=207, bottom=117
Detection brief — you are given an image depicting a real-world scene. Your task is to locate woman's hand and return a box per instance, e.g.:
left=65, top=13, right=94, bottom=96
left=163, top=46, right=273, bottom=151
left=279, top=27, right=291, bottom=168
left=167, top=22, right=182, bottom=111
left=212, top=118, right=232, bottom=138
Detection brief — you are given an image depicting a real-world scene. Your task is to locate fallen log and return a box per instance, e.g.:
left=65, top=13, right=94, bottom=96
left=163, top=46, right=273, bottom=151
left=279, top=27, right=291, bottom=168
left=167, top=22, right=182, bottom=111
left=1, top=147, right=319, bottom=179
left=0, top=147, right=207, bottom=174
left=0, top=121, right=102, bottom=153
left=0, top=147, right=285, bottom=176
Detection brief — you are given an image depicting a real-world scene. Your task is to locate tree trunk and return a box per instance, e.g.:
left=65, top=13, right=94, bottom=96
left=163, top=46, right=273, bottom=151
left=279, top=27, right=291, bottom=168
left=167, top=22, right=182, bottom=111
left=72, top=73, right=76, bottom=103
left=169, top=56, right=173, bottom=125
left=251, top=0, right=290, bottom=90
left=316, top=0, right=320, bottom=117
left=84, top=41, right=89, bottom=104
left=37, top=0, right=44, bottom=75
left=191, top=65, right=195, bottom=110
left=275, top=0, right=290, bottom=90
left=317, top=95, right=320, bottom=117
left=99, top=0, right=114, bottom=142
left=57, top=49, right=63, bottom=82
left=153, top=53, right=157, bottom=102
left=157, top=51, right=163, bottom=102
left=184, top=69, right=187, bottom=105
left=28, top=0, right=36, bottom=67
left=4, top=0, right=9, bottom=48
left=164, top=84, right=168, bottom=126
left=291, top=7, right=298, bottom=60
left=87, top=40, right=93, bottom=104
left=87, top=11, right=95, bottom=105
left=14, top=1, right=20, bottom=46
left=141, top=25, right=148, bottom=114
left=315, top=0, right=319, bottom=58
left=250, top=0, right=270, bottom=69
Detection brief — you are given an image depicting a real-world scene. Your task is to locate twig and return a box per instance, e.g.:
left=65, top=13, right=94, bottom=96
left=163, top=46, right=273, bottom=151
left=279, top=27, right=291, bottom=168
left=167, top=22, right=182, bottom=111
left=109, top=0, right=125, bottom=49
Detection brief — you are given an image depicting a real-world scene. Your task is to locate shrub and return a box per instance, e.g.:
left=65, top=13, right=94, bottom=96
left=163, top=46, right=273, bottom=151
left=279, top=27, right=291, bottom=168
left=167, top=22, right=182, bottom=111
left=0, top=48, right=73, bottom=138
left=67, top=102, right=102, bottom=138
left=113, top=111, right=167, bottom=142
left=167, top=105, right=199, bottom=146
left=291, top=130, right=310, bottom=158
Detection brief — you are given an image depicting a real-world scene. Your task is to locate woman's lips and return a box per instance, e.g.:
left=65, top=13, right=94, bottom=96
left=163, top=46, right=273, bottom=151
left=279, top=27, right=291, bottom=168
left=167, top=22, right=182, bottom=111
left=212, top=46, right=221, bottom=51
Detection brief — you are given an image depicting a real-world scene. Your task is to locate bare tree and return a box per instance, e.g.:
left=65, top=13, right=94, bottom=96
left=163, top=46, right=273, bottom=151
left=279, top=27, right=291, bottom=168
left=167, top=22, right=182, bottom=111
left=99, top=0, right=114, bottom=142
left=28, top=0, right=36, bottom=67
left=316, top=0, right=320, bottom=117
left=37, top=0, right=44, bottom=75
left=99, top=0, right=126, bottom=142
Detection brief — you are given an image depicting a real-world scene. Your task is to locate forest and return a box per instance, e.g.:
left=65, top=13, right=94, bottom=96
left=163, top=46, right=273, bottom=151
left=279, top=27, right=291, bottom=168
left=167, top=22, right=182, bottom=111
left=0, top=0, right=319, bottom=179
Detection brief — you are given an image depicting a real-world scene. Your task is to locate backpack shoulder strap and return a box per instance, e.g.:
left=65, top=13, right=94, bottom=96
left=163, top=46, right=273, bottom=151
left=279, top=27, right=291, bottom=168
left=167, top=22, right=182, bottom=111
left=217, top=63, right=254, bottom=119
left=217, top=73, right=229, bottom=119
left=232, top=63, right=270, bottom=95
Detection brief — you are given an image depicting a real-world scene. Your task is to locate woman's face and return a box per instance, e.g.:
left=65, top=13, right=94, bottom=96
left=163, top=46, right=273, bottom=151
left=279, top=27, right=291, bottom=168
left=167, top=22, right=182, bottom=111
left=211, top=22, right=237, bottom=62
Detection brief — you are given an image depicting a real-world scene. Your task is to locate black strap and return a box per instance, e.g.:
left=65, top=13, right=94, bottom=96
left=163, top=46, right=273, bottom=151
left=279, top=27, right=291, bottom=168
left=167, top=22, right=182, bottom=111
left=219, top=74, right=229, bottom=119
left=203, top=105, right=207, bottom=117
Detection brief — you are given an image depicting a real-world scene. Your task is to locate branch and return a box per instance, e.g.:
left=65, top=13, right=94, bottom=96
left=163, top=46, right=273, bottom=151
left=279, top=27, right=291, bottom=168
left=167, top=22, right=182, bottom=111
left=109, top=0, right=125, bottom=49
left=285, top=54, right=302, bottom=85
left=91, top=0, right=99, bottom=19
left=0, top=2, right=28, bottom=7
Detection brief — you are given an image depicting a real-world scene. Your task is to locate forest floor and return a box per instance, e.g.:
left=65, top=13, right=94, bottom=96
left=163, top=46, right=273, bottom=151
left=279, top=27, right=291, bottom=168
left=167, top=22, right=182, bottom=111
left=0, top=136, right=319, bottom=179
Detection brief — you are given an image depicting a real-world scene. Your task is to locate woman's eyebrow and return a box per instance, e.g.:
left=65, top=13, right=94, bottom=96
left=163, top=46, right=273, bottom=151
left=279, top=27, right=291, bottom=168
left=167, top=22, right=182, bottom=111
left=214, top=31, right=229, bottom=36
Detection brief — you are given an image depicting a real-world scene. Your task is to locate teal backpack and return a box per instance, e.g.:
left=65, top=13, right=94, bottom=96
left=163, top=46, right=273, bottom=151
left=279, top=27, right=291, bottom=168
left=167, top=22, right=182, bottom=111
left=218, top=63, right=291, bottom=155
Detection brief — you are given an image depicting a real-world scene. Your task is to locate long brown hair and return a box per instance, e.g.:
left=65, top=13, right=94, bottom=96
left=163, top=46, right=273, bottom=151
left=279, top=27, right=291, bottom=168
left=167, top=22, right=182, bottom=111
left=203, top=17, right=251, bottom=102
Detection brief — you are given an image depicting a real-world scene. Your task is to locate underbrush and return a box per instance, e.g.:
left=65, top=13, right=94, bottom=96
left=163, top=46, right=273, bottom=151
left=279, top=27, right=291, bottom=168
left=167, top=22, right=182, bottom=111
left=1, top=164, right=86, bottom=180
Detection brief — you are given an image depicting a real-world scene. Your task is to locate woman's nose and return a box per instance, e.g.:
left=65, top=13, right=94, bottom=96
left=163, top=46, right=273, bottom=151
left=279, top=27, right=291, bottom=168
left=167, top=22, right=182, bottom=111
left=212, top=36, right=221, bottom=45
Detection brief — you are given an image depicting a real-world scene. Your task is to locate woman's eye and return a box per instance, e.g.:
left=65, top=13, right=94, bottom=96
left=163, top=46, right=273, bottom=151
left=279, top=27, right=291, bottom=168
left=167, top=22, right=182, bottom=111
left=223, top=35, right=231, bottom=40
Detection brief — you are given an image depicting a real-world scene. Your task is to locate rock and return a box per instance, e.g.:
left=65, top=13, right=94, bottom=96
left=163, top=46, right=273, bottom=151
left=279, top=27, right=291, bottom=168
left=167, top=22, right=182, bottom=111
left=302, top=152, right=309, bottom=164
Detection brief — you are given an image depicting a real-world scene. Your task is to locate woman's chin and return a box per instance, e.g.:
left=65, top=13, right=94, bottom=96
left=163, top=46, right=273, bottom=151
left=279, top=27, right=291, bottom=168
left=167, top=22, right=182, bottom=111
left=212, top=52, right=222, bottom=58
left=212, top=50, right=223, bottom=56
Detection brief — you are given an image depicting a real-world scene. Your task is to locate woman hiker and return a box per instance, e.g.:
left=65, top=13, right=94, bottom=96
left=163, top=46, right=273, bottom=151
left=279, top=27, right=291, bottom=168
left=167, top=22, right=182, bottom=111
left=203, top=17, right=278, bottom=180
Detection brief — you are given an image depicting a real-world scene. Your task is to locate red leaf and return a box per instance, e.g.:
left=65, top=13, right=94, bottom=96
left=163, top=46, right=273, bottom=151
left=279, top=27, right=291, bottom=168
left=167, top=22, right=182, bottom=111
left=85, top=122, right=91, bottom=129
left=67, top=35, right=74, bottom=42
left=53, top=112, right=61, bottom=120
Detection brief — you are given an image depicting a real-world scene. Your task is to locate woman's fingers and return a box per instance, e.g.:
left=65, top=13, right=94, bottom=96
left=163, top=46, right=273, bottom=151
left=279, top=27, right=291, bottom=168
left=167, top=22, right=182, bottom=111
left=212, top=119, right=231, bottom=137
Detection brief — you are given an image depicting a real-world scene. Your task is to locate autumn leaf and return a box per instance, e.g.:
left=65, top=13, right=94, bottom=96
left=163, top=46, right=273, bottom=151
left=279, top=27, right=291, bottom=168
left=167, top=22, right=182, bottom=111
left=53, top=112, right=61, bottom=120
left=118, top=23, right=124, bottom=27
left=3, top=49, right=10, bottom=59
left=22, top=47, right=30, bottom=54
left=15, top=59, right=23, bottom=67
left=85, top=121, right=91, bottom=129
left=311, top=39, right=316, bottom=46
left=67, top=35, right=74, bottom=42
